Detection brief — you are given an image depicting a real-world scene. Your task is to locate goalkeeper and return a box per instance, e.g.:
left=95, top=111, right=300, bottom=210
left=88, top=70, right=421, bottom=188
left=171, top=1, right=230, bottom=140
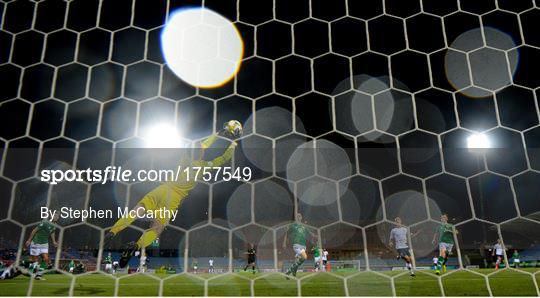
left=105, top=121, right=242, bottom=267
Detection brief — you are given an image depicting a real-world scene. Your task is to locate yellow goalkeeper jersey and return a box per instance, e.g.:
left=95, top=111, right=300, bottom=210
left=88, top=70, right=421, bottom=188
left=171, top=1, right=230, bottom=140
left=139, top=135, right=235, bottom=224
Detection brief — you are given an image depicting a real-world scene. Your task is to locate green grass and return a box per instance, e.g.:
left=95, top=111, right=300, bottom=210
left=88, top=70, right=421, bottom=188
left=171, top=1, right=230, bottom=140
left=301, top=273, right=345, bottom=296
left=117, top=274, right=160, bottom=296
left=442, top=270, right=489, bottom=296
left=74, top=274, right=115, bottom=296
left=394, top=271, right=441, bottom=296
left=488, top=269, right=538, bottom=296
left=30, top=274, right=71, bottom=296
left=254, top=273, right=297, bottom=296
left=347, top=272, right=392, bottom=296
left=1, top=274, right=30, bottom=296
left=163, top=274, right=204, bottom=296
left=1, top=269, right=538, bottom=296
left=207, top=274, right=251, bottom=296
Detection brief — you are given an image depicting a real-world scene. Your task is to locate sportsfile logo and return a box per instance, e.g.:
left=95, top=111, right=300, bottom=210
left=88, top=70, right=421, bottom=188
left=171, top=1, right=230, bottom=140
left=40, top=166, right=253, bottom=185
left=40, top=166, right=136, bottom=185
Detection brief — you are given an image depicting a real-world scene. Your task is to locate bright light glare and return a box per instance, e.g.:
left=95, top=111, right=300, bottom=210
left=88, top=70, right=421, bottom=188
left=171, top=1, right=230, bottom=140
left=161, top=8, right=243, bottom=88
left=467, top=133, right=490, bottom=149
left=144, top=124, right=183, bottom=148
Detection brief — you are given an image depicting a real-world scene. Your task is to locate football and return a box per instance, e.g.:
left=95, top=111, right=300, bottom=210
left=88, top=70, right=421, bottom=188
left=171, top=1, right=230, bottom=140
left=224, top=120, right=243, bottom=138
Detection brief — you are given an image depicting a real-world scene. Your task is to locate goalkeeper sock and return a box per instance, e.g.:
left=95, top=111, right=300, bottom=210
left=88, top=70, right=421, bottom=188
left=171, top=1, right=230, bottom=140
left=136, top=230, right=158, bottom=249
left=110, top=213, right=138, bottom=235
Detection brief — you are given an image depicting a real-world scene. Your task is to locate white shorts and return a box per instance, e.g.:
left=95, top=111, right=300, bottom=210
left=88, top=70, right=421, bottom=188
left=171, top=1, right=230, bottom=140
left=314, top=256, right=322, bottom=264
left=105, top=264, right=112, bottom=270
left=293, top=244, right=306, bottom=257
left=69, top=267, right=74, bottom=273
left=439, top=242, right=453, bottom=254
left=30, top=242, right=48, bottom=256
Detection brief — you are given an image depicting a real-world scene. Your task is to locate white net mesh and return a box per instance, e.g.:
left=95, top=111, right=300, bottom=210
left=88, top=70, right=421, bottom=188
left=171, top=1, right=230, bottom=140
left=0, top=0, right=540, bottom=296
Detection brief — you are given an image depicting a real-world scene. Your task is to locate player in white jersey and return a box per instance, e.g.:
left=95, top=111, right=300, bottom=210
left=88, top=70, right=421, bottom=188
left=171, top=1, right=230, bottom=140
left=492, top=239, right=505, bottom=269
left=112, top=261, right=119, bottom=274
left=389, top=217, right=415, bottom=276
left=137, top=251, right=147, bottom=273
left=0, top=261, right=31, bottom=280
left=208, top=259, right=214, bottom=273
left=322, top=249, right=328, bottom=272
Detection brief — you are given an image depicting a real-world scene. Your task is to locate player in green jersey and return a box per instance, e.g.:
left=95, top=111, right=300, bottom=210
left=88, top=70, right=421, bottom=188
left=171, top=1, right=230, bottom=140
left=282, top=213, right=317, bottom=278
left=68, top=260, right=75, bottom=274
left=312, top=245, right=323, bottom=272
left=104, top=252, right=113, bottom=273
left=24, top=213, right=59, bottom=279
left=192, top=259, right=199, bottom=274
left=511, top=250, right=520, bottom=268
left=431, top=214, right=458, bottom=275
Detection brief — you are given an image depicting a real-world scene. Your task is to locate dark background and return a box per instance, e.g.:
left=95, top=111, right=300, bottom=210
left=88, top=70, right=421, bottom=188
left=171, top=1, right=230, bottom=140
left=0, top=0, right=539, bottom=268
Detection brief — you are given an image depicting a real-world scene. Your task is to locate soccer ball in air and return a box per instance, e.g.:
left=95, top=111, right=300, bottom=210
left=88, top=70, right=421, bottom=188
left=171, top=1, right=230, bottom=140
left=224, top=120, right=243, bottom=138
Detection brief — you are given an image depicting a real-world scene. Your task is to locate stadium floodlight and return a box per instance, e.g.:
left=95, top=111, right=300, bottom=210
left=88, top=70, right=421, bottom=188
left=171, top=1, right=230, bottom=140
left=144, top=124, right=183, bottom=148
left=467, top=133, right=490, bottom=150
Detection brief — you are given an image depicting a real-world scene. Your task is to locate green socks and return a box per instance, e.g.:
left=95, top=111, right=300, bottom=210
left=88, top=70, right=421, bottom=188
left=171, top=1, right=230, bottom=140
left=287, top=257, right=305, bottom=275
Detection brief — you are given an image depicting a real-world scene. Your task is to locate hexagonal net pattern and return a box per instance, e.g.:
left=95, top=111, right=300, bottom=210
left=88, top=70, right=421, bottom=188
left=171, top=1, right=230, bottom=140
left=1, top=0, right=540, bottom=296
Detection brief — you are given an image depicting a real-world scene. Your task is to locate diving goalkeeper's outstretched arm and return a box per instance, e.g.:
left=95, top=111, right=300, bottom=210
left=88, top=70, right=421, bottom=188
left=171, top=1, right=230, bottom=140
left=198, top=133, right=219, bottom=161
left=199, top=121, right=242, bottom=161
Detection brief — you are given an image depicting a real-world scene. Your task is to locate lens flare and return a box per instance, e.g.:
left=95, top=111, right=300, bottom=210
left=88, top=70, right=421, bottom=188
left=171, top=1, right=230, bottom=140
left=161, top=8, right=243, bottom=88
left=143, top=124, right=183, bottom=148
left=467, top=133, right=490, bottom=149
left=445, top=27, right=518, bottom=98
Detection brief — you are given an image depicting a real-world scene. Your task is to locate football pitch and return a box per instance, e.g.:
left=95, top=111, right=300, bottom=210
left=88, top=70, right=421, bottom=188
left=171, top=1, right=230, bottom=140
left=1, top=269, right=539, bottom=296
